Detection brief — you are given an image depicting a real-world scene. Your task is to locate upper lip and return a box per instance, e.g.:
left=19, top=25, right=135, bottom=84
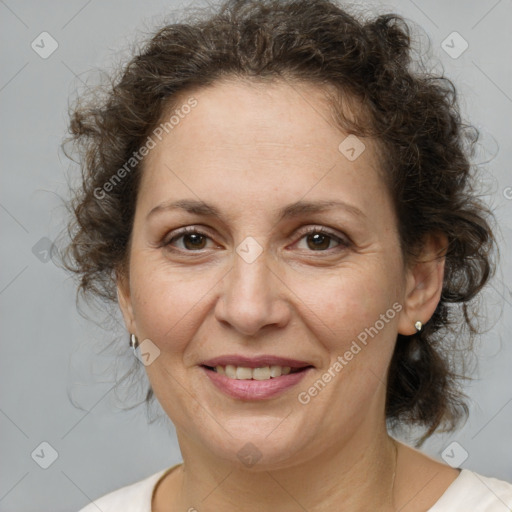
left=201, top=355, right=314, bottom=369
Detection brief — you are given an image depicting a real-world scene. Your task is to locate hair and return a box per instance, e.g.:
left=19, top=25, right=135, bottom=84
left=61, top=0, right=498, bottom=443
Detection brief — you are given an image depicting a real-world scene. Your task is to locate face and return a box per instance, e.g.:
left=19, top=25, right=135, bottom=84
left=118, top=79, right=438, bottom=469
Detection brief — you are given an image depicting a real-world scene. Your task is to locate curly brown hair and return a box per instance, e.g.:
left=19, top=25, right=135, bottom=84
left=61, top=0, right=497, bottom=442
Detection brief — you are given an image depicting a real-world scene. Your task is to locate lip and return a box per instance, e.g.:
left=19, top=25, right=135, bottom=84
left=202, top=366, right=312, bottom=400
left=201, top=354, right=313, bottom=369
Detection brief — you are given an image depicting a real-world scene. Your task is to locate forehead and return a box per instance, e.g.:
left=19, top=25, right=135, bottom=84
left=149, top=78, right=371, bottom=160
left=137, top=79, right=391, bottom=222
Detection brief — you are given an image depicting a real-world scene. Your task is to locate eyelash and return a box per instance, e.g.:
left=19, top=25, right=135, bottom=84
left=162, top=225, right=350, bottom=254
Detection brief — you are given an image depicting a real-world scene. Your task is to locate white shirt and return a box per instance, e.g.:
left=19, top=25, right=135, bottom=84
left=77, top=465, right=512, bottom=511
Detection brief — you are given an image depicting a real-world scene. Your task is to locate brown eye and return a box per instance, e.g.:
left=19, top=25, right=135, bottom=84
left=295, top=227, right=350, bottom=252
left=164, top=228, right=213, bottom=251
left=181, top=233, right=207, bottom=250
left=306, top=232, right=333, bottom=251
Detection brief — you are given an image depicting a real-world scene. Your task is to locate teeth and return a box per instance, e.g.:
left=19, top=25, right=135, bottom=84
left=225, top=364, right=237, bottom=379
left=253, top=367, right=271, bottom=380
left=271, top=365, right=284, bottom=377
left=235, top=366, right=253, bottom=379
left=215, top=364, right=293, bottom=380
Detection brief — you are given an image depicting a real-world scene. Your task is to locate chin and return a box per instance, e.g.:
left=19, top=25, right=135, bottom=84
left=196, top=417, right=315, bottom=471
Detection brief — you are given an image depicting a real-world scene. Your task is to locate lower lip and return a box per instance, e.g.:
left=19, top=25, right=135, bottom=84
left=202, top=366, right=312, bottom=400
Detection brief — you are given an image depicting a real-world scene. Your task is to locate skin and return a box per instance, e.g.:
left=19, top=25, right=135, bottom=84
left=117, top=79, right=459, bottom=511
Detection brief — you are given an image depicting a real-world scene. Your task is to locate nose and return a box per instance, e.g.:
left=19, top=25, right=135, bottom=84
left=214, top=246, right=290, bottom=336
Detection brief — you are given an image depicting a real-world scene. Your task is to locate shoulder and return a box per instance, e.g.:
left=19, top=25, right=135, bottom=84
left=76, top=467, right=171, bottom=512
left=429, top=469, right=512, bottom=511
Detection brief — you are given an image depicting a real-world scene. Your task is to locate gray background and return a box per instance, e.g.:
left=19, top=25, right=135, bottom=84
left=1, top=0, right=511, bottom=510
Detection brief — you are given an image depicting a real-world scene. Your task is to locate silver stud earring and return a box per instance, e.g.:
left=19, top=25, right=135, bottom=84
left=414, top=321, right=423, bottom=332
left=129, top=333, right=139, bottom=349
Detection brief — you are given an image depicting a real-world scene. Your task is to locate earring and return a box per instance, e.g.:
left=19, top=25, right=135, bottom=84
left=414, top=321, right=423, bottom=332
left=129, top=333, right=139, bottom=349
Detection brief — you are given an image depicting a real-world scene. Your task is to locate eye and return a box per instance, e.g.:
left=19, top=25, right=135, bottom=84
left=162, top=225, right=350, bottom=253
left=294, top=226, right=350, bottom=252
left=163, top=227, right=215, bottom=251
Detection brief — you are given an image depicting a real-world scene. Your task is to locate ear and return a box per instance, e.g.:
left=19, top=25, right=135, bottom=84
left=116, top=268, right=137, bottom=334
left=397, top=232, right=448, bottom=336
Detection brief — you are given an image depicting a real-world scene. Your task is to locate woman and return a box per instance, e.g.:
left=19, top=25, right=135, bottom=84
left=63, top=0, right=512, bottom=510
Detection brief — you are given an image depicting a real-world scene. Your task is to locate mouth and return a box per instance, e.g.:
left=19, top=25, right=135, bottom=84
left=199, top=356, right=314, bottom=400
left=201, top=364, right=311, bottom=380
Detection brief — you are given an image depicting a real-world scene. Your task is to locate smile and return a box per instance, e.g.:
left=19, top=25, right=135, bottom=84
left=200, top=359, right=313, bottom=400
left=208, top=364, right=297, bottom=380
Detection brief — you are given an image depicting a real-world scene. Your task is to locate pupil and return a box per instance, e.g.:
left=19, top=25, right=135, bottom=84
left=308, top=233, right=329, bottom=250
left=185, top=234, right=205, bottom=249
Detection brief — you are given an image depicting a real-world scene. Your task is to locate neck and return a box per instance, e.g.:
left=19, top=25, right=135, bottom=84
left=171, top=423, right=398, bottom=512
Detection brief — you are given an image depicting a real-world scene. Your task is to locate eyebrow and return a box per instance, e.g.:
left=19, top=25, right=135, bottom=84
left=147, top=198, right=366, bottom=222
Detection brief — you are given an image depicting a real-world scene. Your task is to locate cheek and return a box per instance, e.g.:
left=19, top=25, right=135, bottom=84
left=291, top=263, right=401, bottom=408
left=291, top=263, right=400, bottom=349
left=129, top=257, right=210, bottom=354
